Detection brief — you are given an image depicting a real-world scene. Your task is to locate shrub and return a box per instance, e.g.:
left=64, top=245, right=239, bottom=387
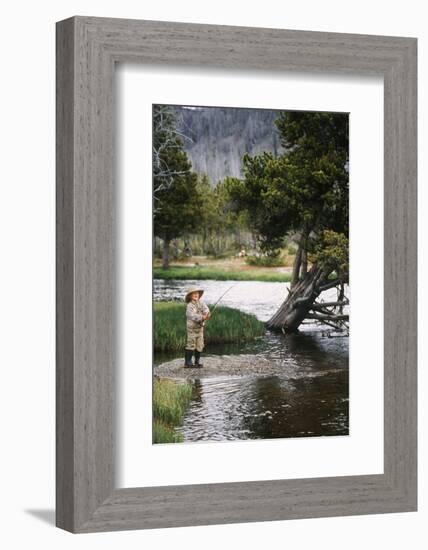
left=245, top=254, right=284, bottom=267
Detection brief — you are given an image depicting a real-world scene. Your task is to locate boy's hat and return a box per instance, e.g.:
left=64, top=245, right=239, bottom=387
left=185, top=286, right=204, bottom=303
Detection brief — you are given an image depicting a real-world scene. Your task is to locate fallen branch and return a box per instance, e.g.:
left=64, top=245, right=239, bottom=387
left=311, top=301, right=349, bottom=310
left=307, top=313, right=349, bottom=322
left=319, top=319, right=347, bottom=330
left=317, top=279, right=342, bottom=293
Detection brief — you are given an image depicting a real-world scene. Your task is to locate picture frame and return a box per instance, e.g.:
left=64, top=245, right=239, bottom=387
left=56, top=16, right=417, bottom=533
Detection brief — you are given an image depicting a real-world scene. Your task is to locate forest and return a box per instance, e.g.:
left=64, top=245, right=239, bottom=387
left=153, top=104, right=349, bottom=333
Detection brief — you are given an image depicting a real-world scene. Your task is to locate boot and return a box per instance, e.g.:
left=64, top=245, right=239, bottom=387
left=184, top=349, right=194, bottom=368
left=194, top=350, right=203, bottom=368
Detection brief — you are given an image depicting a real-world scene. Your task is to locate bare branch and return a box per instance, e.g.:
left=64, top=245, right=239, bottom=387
left=307, top=313, right=349, bottom=322
left=317, top=278, right=342, bottom=293
left=311, top=301, right=348, bottom=310
left=152, top=105, right=194, bottom=209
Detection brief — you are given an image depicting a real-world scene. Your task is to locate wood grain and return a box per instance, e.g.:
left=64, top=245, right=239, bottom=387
left=56, top=16, right=417, bottom=533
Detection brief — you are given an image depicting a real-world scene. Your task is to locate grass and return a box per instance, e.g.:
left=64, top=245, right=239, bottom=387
left=153, top=265, right=291, bottom=283
left=153, top=421, right=183, bottom=444
left=154, top=302, right=265, bottom=352
left=245, top=255, right=285, bottom=267
left=153, top=378, right=193, bottom=444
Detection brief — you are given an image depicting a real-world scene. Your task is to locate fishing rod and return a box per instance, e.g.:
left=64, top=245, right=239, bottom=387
left=208, top=282, right=239, bottom=317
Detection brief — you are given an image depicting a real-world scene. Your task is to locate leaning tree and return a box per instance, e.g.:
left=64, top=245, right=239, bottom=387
left=226, top=111, right=349, bottom=333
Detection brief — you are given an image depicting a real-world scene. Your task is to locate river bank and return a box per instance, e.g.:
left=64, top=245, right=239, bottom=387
left=153, top=256, right=292, bottom=282
left=153, top=265, right=291, bottom=282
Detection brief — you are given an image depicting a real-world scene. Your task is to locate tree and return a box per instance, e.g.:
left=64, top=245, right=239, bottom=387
left=153, top=105, right=194, bottom=212
left=225, top=154, right=301, bottom=254
left=267, top=229, right=349, bottom=332
left=226, top=111, right=349, bottom=332
left=194, top=173, right=218, bottom=254
left=275, top=111, right=349, bottom=284
left=153, top=106, right=203, bottom=269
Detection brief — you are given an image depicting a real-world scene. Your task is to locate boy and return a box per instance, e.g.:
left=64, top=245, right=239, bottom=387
left=184, top=286, right=210, bottom=368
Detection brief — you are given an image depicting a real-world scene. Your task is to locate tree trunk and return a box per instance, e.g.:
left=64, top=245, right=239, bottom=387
left=202, top=230, right=207, bottom=255
left=301, top=249, right=308, bottom=278
left=267, top=265, right=328, bottom=332
left=235, top=227, right=241, bottom=247
left=162, top=238, right=170, bottom=270
left=290, top=243, right=303, bottom=289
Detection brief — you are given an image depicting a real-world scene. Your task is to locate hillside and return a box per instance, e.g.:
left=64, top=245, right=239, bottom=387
left=173, top=105, right=284, bottom=183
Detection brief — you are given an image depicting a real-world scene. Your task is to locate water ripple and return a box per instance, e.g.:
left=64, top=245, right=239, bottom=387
left=154, top=279, right=349, bottom=442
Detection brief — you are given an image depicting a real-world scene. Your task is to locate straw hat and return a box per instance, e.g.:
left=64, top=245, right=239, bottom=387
left=185, top=286, right=204, bottom=303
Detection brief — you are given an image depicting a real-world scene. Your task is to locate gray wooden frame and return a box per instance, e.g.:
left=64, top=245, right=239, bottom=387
left=56, top=16, right=417, bottom=533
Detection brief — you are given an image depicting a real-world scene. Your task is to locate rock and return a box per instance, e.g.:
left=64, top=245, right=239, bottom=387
left=175, top=106, right=283, bottom=183
left=154, top=354, right=286, bottom=380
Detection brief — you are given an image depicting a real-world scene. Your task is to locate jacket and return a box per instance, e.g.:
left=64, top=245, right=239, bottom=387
left=186, top=300, right=210, bottom=330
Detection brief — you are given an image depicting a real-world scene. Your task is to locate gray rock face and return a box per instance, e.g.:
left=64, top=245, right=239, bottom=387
left=173, top=105, right=284, bottom=184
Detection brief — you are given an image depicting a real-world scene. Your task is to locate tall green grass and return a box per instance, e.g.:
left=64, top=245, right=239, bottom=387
left=153, top=265, right=291, bottom=282
left=153, top=421, right=183, bottom=444
left=153, top=378, right=193, bottom=444
left=154, top=302, right=265, bottom=352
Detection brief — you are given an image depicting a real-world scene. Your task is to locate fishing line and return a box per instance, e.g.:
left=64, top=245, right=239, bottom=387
left=209, top=282, right=239, bottom=316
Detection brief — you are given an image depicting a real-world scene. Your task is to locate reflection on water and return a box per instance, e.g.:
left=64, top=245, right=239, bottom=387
left=180, top=371, right=348, bottom=441
left=154, top=279, right=349, bottom=441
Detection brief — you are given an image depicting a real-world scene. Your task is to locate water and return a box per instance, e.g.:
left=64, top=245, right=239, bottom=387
left=154, top=279, right=349, bottom=441
left=153, top=279, right=289, bottom=322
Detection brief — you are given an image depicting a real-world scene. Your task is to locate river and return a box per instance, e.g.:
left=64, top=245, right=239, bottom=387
left=154, top=279, right=349, bottom=442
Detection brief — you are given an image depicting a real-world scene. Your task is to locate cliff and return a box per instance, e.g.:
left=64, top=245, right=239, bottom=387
left=173, top=105, right=284, bottom=183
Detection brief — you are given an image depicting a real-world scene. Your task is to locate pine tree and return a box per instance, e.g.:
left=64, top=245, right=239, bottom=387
left=226, top=111, right=349, bottom=332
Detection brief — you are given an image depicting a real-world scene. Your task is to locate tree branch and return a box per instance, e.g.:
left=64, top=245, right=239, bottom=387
left=311, top=301, right=348, bottom=310
left=307, top=313, right=349, bottom=322
left=319, top=319, right=346, bottom=330
left=317, top=278, right=342, bottom=293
